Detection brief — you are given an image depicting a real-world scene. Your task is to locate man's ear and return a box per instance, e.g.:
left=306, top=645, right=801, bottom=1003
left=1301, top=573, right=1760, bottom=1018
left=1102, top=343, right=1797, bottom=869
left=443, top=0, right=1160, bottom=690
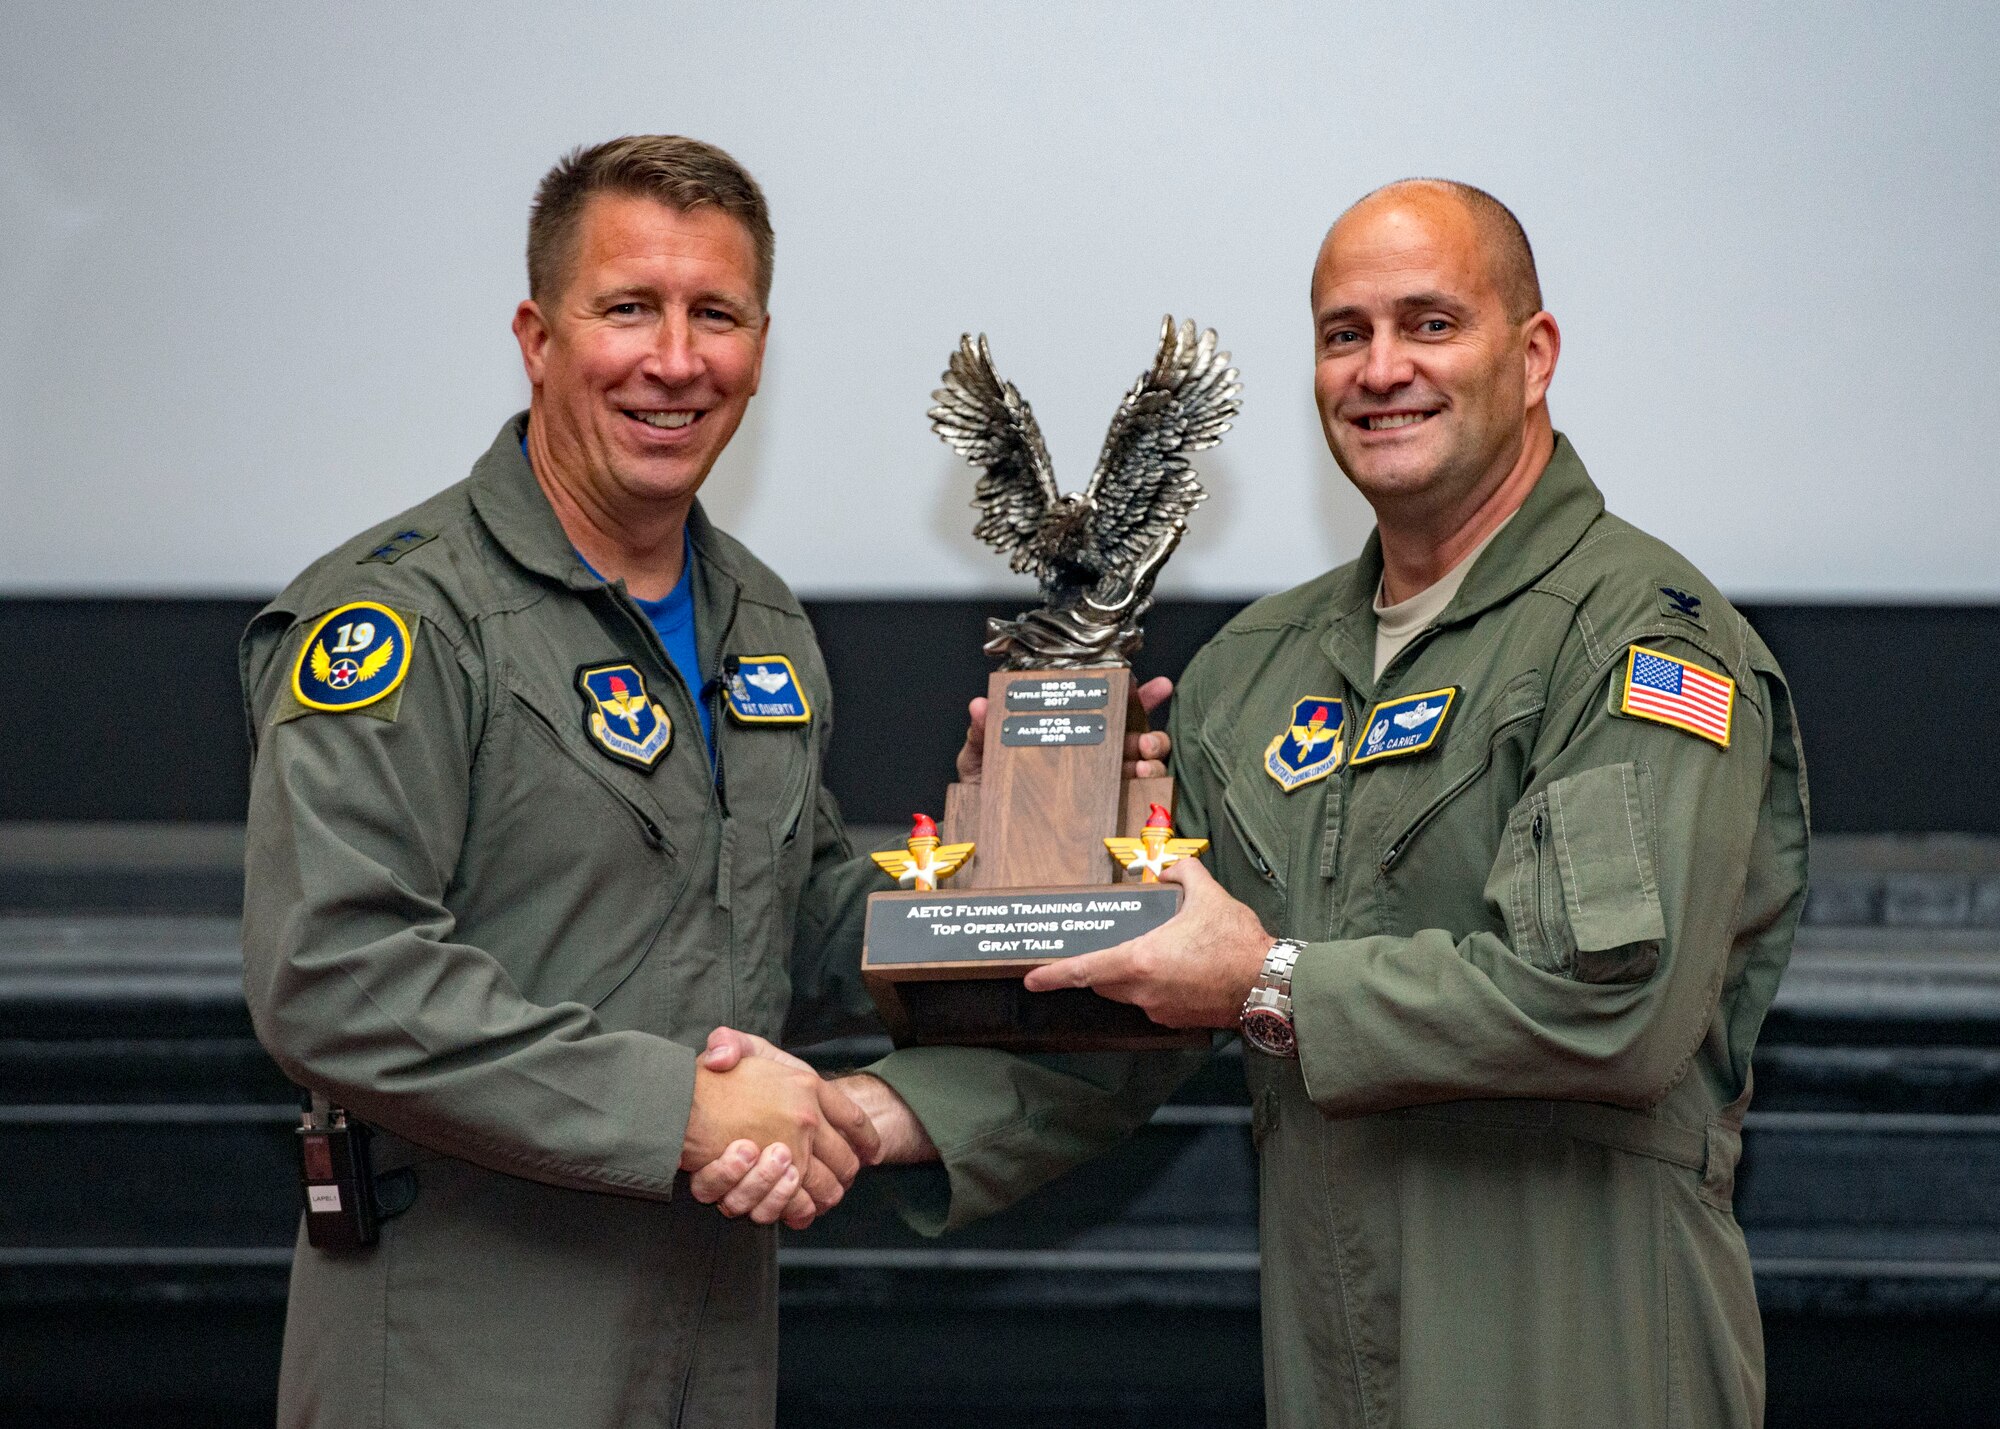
left=513, top=300, right=551, bottom=386
left=748, top=311, right=771, bottom=396
left=1522, top=310, right=1561, bottom=410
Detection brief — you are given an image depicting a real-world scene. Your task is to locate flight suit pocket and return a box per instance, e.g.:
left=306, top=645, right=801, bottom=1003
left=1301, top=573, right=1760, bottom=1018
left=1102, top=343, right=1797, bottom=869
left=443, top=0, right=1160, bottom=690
left=1503, top=762, right=1663, bottom=983
left=1196, top=720, right=1290, bottom=933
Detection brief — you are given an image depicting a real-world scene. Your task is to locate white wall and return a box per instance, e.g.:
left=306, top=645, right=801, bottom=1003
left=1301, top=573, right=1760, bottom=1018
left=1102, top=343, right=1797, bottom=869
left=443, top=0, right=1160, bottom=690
left=3, top=2, right=1995, bottom=599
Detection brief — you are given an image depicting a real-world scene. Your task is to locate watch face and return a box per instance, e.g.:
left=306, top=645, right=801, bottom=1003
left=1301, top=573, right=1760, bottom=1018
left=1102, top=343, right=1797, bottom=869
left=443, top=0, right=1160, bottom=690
left=1242, top=1008, right=1297, bottom=1058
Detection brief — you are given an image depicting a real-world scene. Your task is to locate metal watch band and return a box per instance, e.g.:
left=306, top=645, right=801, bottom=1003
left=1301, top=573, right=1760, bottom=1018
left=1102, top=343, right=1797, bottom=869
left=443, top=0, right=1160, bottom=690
left=1240, top=938, right=1305, bottom=1058
left=1255, top=939, right=1303, bottom=998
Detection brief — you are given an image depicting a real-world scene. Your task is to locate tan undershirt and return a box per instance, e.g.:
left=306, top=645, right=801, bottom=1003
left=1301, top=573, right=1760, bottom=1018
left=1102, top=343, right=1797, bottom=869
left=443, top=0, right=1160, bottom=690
left=1372, top=512, right=1516, bottom=680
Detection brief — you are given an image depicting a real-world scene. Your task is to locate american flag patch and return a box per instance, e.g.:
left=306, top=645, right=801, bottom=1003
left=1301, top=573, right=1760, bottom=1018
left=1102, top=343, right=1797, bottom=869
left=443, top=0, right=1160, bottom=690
left=1620, top=646, right=1733, bottom=747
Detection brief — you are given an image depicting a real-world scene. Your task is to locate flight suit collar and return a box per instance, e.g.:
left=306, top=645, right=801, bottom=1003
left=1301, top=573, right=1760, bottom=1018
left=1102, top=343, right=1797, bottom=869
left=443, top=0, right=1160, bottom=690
left=467, top=412, right=747, bottom=636
left=1440, top=432, right=1604, bottom=626
left=1312, top=428, right=1608, bottom=688
left=1316, top=432, right=1605, bottom=694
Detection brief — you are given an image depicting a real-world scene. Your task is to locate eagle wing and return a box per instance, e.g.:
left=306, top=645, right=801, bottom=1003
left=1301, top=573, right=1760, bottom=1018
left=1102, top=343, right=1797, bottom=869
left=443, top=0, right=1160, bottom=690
left=1081, top=317, right=1240, bottom=575
left=930, top=334, right=1060, bottom=576
left=309, top=639, right=332, bottom=684
left=357, top=634, right=396, bottom=682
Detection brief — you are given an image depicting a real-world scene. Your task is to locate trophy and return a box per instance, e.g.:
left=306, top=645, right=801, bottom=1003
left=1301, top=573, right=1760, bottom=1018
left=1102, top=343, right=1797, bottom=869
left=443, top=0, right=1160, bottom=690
left=861, top=317, right=1241, bottom=1050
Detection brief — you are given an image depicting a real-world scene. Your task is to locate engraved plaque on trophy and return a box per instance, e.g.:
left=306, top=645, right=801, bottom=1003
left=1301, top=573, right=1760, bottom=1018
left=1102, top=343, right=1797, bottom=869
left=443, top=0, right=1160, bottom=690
left=860, top=318, right=1240, bottom=1051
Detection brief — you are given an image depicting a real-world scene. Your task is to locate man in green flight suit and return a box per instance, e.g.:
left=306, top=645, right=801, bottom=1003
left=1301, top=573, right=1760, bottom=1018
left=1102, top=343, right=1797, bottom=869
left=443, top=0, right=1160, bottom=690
left=822, top=180, right=1811, bottom=1427
left=238, top=135, right=1181, bottom=1428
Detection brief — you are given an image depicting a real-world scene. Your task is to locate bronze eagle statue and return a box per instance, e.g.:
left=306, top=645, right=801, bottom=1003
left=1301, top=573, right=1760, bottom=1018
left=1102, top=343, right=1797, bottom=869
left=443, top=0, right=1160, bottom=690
left=929, top=316, right=1241, bottom=668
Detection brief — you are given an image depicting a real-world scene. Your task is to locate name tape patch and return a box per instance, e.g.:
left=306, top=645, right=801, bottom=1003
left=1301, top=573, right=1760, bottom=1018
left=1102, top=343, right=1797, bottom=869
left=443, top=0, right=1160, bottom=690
left=1350, top=687, right=1459, bottom=767
left=292, top=601, right=414, bottom=713
left=1264, top=697, right=1346, bottom=791
left=725, top=656, right=811, bottom=725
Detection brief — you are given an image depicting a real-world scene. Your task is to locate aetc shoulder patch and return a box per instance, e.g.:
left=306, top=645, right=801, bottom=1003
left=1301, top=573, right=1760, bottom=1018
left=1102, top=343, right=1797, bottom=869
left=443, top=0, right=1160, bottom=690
left=576, top=663, right=673, bottom=771
left=293, top=602, right=415, bottom=713
left=1616, top=645, right=1733, bottom=747
left=1264, top=697, right=1345, bottom=791
left=1350, top=687, right=1459, bottom=768
left=725, top=655, right=811, bottom=725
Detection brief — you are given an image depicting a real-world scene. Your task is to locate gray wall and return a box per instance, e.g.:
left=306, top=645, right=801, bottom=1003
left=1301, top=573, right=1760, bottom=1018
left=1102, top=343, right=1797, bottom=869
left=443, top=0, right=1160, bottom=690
left=4, top=2, right=1996, bottom=598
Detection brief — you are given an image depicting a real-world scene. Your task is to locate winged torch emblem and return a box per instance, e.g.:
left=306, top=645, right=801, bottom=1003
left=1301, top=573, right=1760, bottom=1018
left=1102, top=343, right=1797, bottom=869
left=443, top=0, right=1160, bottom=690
left=870, top=813, right=976, bottom=892
left=1104, top=803, right=1209, bottom=883
left=930, top=316, right=1241, bottom=669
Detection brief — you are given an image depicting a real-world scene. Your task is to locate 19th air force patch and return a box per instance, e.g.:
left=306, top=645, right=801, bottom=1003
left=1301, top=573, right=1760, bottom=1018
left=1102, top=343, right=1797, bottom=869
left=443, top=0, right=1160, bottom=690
left=292, top=602, right=414, bottom=714
left=725, top=656, right=811, bottom=725
left=576, top=663, right=673, bottom=771
left=1264, top=698, right=1345, bottom=791
left=1350, top=687, right=1459, bottom=767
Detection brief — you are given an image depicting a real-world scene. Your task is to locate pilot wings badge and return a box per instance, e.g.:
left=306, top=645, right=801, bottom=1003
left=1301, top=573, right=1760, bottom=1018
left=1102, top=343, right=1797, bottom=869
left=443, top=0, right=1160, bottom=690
left=725, top=655, right=811, bottom=725
left=576, top=663, right=672, bottom=772
left=1350, top=687, right=1459, bottom=768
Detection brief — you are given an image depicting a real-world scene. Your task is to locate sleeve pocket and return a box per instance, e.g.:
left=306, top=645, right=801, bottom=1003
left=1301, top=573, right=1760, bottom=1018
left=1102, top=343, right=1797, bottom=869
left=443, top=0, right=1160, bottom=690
left=1549, top=761, right=1665, bottom=982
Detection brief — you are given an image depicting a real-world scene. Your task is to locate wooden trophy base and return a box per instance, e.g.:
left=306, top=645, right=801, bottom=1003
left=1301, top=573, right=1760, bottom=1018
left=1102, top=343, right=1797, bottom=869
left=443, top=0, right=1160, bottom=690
left=860, top=667, right=1208, bottom=1052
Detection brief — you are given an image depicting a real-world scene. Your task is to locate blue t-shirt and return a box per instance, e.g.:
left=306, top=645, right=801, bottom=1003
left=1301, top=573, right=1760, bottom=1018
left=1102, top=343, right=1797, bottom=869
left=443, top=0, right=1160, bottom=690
left=622, top=538, right=712, bottom=752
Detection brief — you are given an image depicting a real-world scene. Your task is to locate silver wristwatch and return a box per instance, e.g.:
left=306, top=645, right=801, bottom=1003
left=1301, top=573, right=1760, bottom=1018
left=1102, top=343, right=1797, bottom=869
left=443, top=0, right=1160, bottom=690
left=1240, top=938, right=1304, bottom=1058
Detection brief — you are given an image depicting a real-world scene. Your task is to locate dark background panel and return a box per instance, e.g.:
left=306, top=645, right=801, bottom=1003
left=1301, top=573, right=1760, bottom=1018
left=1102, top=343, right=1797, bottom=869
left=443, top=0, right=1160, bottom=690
left=2, top=596, right=1996, bottom=833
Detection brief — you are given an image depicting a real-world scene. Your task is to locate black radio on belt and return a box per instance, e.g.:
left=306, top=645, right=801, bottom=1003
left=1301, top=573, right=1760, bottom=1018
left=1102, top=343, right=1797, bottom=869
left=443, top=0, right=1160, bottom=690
left=296, top=1097, right=381, bottom=1251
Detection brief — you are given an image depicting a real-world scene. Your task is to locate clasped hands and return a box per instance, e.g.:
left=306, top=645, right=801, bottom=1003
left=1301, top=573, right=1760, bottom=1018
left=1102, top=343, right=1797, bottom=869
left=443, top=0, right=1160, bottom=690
left=679, top=1029, right=927, bottom=1230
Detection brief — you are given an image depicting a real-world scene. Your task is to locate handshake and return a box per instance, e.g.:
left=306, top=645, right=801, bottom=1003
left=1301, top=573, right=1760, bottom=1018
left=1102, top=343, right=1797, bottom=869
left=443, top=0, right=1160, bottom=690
left=677, top=1028, right=932, bottom=1230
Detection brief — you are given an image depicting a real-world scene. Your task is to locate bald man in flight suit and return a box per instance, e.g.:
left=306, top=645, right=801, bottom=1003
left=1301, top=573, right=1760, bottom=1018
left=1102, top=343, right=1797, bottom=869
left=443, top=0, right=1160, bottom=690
left=798, top=180, right=1811, bottom=1429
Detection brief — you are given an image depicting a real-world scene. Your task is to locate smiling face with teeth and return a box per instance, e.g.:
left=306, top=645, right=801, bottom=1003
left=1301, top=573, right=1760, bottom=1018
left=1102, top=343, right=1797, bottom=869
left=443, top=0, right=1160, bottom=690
left=513, top=192, right=769, bottom=562
left=1310, top=186, right=1559, bottom=542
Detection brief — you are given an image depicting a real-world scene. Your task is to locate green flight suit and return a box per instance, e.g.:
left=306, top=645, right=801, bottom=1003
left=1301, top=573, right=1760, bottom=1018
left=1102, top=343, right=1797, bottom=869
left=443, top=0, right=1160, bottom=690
left=872, top=436, right=1809, bottom=1428
left=240, top=415, right=874, bottom=1426
left=240, top=418, right=1194, bottom=1427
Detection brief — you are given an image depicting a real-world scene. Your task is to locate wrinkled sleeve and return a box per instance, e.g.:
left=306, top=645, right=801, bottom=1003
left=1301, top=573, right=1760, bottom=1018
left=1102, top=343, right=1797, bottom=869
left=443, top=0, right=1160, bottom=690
left=866, top=1045, right=1206, bottom=1235
left=240, top=614, right=695, bottom=1199
left=1292, top=635, right=1775, bottom=1116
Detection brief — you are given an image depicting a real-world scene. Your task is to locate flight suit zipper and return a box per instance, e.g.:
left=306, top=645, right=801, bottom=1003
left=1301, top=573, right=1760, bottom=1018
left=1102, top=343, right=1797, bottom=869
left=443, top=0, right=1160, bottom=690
left=1530, top=810, right=1553, bottom=951
left=1222, top=787, right=1281, bottom=885
left=1378, top=757, right=1488, bottom=874
left=709, top=658, right=733, bottom=817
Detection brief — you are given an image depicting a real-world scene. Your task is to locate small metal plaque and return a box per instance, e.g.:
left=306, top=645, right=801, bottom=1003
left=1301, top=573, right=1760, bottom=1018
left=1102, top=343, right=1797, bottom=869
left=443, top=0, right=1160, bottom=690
left=1004, top=677, right=1111, bottom=713
left=1000, top=713, right=1108, bottom=747
left=865, top=886, right=1179, bottom=966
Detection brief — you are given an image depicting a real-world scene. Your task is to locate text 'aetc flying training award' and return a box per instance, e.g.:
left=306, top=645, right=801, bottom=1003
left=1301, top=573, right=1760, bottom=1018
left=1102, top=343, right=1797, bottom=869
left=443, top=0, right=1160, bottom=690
left=860, top=317, right=1240, bottom=1050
